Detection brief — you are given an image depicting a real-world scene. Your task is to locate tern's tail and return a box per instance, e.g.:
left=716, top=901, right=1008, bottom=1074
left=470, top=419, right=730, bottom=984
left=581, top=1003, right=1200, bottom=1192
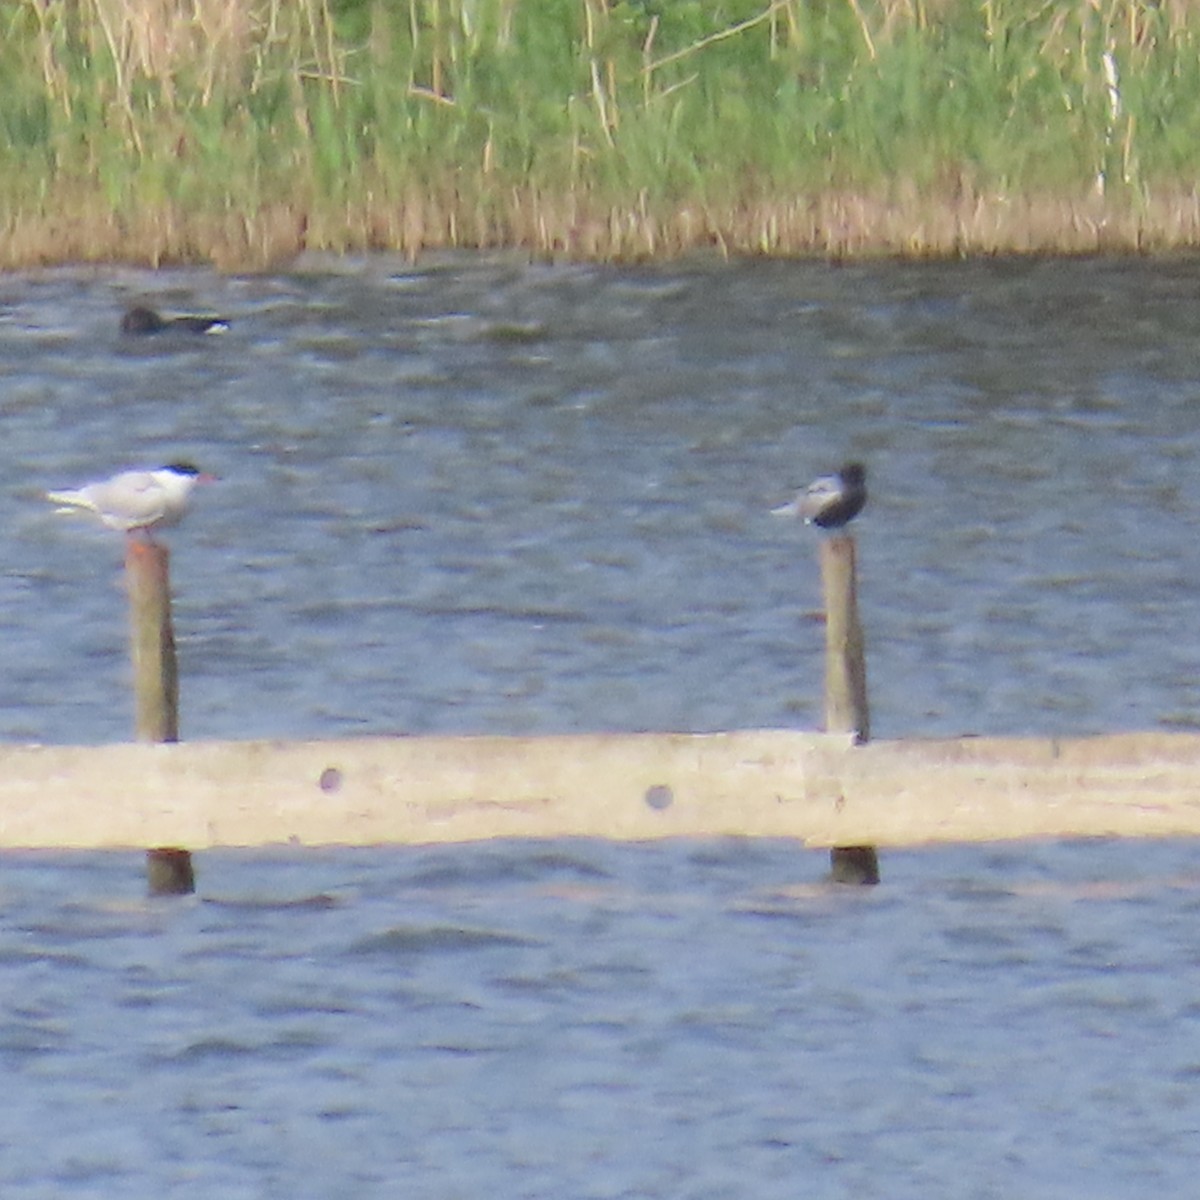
left=46, top=488, right=87, bottom=510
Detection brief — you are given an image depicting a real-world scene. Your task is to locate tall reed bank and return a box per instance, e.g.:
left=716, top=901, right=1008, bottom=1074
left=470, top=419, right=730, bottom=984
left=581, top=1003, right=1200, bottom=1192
left=5, top=0, right=1200, bottom=266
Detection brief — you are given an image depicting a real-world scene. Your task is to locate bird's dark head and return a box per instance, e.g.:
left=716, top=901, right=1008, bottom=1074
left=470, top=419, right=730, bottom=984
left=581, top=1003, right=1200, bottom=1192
left=840, top=462, right=867, bottom=487
left=161, top=462, right=217, bottom=487
left=120, top=306, right=167, bottom=334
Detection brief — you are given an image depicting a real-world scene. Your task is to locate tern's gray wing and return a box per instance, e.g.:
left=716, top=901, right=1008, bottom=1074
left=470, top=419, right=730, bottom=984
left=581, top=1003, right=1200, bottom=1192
left=79, top=471, right=168, bottom=527
left=796, top=474, right=841, bottom=519
left=771, top=473, right=844, bottom=519
left=772, top=476, right=832, bottom=517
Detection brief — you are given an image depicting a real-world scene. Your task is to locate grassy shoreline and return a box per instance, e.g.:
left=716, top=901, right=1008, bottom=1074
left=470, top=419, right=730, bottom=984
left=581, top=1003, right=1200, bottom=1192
left=5, top=0, right=1200, bottom=268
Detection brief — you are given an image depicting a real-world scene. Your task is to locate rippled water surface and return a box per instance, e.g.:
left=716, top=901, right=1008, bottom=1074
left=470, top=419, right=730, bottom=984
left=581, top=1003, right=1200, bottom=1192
left=2, top=254, right=1200, bottom=1195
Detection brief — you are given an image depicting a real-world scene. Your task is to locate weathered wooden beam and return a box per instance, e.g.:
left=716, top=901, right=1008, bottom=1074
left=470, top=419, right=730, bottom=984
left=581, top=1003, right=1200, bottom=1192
left=0, top=729, right=1198, bottom=850
left=805, top=731, right=1200, bottom=847
left=0, top=730, right=842, bottom=849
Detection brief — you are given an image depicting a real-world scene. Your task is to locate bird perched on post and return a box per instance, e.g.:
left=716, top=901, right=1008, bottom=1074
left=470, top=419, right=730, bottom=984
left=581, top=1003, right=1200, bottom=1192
left=46, top=463, right=213, bottom=539
left=773, top=462, right=867, bottom=529
left=120, top=305, right=230, bottom=336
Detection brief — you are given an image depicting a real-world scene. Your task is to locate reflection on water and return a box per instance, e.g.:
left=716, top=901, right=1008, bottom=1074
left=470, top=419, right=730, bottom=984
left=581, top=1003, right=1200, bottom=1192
left=4, top=253, right=1200, bottom=745
left=4, top=256, right=1200, bottom=1195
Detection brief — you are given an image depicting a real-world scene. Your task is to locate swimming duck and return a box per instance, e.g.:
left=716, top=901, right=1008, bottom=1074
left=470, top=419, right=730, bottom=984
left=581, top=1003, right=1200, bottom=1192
left=120, top=305, right=230, bottom=336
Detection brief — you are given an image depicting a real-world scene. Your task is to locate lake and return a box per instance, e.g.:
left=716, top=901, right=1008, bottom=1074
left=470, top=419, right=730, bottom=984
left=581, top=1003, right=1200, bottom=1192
left=0, top=253, right=1198, bottom=1196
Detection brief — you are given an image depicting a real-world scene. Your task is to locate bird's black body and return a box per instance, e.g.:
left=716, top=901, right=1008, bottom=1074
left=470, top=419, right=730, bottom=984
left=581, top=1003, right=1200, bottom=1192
left=121, top=306, right=230, bottom=336
left=803, top=462, right=867, bottom=529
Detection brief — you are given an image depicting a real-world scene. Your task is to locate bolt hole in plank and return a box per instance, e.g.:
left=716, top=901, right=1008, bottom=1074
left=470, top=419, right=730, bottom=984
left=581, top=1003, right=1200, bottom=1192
left=644, top=783, right=674, bottom=811
left=319, top=766, right=343, bottom=793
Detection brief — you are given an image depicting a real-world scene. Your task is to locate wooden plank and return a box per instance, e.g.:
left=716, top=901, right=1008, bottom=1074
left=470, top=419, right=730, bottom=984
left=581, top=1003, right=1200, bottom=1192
left=804, top=732, right=1200, bottom=847
left=0, top=731, right=849, bottom=850
left=1, top=729, right=1199, bottom=850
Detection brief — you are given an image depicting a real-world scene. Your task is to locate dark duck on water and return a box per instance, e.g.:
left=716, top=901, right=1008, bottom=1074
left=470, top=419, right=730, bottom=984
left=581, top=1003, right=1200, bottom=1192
left=120, top=305, right=230, bottom=336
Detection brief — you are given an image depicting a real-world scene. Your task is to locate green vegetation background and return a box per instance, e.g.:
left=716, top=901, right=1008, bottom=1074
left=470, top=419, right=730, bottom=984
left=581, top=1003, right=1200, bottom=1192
left=3, top=0, right=1199, bottom=265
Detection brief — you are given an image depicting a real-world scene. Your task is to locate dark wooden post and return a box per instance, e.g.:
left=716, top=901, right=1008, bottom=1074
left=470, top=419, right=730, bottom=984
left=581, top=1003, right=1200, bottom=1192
left=126, top=539, right=194, bottom=895
left=820, top=533, right=879, bottom=885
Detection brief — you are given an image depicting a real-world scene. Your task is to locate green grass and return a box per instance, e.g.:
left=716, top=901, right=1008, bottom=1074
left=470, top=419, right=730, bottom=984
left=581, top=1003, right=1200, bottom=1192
left=4, top=0, right=1200, bottom=265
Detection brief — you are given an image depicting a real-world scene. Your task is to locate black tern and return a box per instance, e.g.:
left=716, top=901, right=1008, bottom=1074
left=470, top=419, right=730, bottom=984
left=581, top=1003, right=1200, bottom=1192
left=773, top=462, right=867, bottom=529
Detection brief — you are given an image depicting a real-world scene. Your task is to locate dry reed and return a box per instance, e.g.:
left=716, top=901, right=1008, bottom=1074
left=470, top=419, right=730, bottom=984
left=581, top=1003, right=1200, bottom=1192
left=6, top=0, right=1200, bottom=266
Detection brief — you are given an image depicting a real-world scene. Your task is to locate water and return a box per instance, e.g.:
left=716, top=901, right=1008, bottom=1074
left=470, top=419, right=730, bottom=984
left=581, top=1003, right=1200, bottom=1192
left=5, top=255, right=1200, bottom=744
left=4, top=841, right=1200, bottom=1198
left=1, top=254, right=1200, bottom=1194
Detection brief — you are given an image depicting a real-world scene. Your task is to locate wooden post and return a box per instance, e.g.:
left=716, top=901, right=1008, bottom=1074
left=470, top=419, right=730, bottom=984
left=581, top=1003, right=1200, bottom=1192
left=145, top=847, right=195, bottom=894
left=820, top=533, right=879, bottom=885
left=126, top=540, right=194, bottom=895
left=127, top=540, right=178, bottom=743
